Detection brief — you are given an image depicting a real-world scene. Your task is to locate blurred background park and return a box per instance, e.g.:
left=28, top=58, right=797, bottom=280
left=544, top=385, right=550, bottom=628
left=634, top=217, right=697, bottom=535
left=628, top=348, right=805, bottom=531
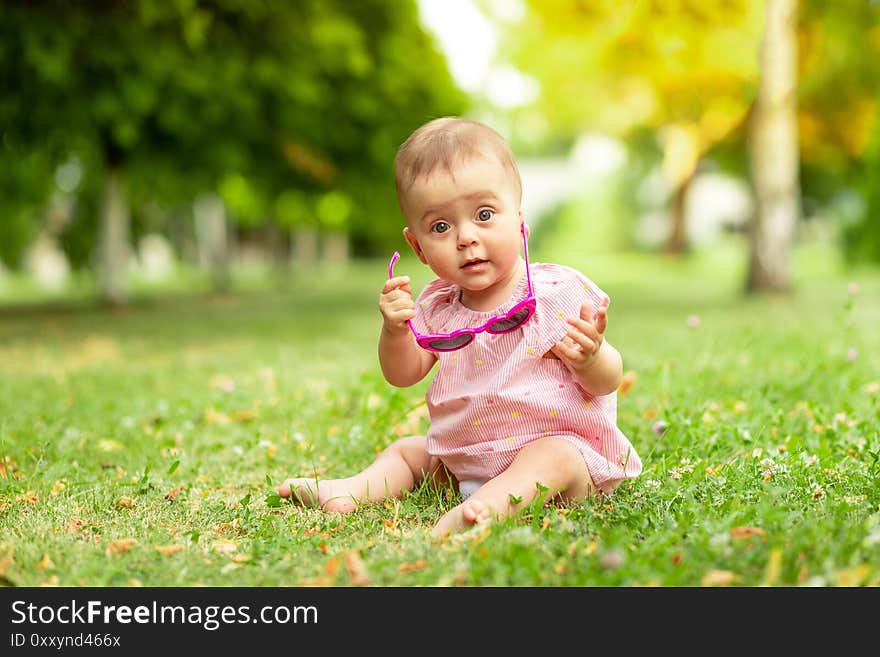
left=1, top=0, right=878, bottom=307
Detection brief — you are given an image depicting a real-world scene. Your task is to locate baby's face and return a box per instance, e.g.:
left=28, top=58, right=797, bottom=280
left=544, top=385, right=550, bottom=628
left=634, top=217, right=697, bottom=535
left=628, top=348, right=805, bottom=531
left=401, top=154, right=523, bottom=296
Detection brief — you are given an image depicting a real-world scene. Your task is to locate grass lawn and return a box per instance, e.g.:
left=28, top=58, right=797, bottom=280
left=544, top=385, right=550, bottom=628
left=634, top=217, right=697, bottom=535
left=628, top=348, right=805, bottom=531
left=1, top=240, right=878, bottom=586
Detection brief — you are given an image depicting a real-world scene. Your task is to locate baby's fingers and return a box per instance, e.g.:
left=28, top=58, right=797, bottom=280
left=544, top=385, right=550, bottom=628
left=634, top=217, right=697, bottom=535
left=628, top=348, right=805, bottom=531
left=382, top=276, right=411, bottom=294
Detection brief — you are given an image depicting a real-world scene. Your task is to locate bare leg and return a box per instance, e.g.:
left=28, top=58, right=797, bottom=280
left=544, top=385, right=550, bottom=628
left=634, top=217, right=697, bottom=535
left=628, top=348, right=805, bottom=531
left=277, top=435, right=449, bottom=512
left=431, top=437, right=594, bottom=537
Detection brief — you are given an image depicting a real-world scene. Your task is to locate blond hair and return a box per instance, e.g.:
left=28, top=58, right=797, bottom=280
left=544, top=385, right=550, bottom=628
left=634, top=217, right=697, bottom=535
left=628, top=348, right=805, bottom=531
left=394, top=117, right=522, bottom=213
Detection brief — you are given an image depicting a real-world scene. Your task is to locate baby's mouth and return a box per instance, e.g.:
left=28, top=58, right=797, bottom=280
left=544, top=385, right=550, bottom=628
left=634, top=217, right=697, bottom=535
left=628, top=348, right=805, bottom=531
left=461, top=258, right=488, bottom=270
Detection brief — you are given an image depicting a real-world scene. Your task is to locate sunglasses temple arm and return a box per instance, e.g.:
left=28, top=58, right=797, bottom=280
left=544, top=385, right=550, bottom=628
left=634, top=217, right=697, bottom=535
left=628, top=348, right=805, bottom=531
left=521, top=222, right=533, bottom=293
left=388, top=251, right=422, bottom=343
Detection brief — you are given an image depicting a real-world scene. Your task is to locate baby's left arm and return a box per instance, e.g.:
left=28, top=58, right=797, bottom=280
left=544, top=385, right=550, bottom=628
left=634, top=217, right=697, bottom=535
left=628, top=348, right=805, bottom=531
left=550, top=302, right=623, bottom=396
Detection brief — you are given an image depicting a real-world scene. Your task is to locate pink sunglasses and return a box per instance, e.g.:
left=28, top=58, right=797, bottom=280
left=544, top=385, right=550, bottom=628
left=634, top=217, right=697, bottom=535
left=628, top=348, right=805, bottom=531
left=388, top=222, right=536, bottom=352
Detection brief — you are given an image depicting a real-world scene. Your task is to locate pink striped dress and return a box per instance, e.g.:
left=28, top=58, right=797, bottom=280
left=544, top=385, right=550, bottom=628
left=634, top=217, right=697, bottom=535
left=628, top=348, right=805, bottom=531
left=413, top=262, right=642, bottom=495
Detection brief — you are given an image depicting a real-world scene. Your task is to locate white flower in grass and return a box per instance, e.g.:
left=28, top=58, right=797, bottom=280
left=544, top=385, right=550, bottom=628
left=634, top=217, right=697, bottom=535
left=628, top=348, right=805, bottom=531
left=678, top=457, right=696, bottom=474
left=752, top=447, right=764, bottom=459
left=801, top=452, right=819, bottom=468
left=668, top=467, right=682, bottom=480
left=808, top=481, right=825, bottom=500
left=644, top=479, right=661, bottom=490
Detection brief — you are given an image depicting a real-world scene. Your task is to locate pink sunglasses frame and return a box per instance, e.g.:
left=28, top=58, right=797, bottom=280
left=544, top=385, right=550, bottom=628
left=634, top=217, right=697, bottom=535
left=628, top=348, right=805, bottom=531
left=387, top=222, right=536, bottom=352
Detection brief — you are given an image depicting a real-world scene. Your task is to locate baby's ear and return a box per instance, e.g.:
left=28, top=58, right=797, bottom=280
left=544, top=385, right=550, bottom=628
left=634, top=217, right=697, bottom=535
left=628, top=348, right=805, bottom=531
left=403, top=227, right=428, bottom=264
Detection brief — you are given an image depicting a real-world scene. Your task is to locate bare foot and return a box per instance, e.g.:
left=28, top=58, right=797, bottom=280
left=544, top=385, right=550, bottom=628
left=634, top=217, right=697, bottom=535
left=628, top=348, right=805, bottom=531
left=277, top=477, right=359, bottom=513
left=431, top=498, right=494, bottom=538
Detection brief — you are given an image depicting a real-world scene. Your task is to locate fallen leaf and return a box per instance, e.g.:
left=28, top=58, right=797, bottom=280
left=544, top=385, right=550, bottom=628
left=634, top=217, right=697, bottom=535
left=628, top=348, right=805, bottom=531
left=763, top=548, right=782, bottom=586
left=164, top=486, right=185, bottom=502
left=114, top=496, right=135, bottom=509
left=17, top=490, right=39, bottom=506
left=98, top=439, right=124, bottom=452
left=212, top=540, right=238, bottom=555
left=324, top=556, right=341, bottom=577
left=836, top=564, right=871, bottom=587
left=344, top=550, right=370, bottom=586
left=50, top=480, right=66, bottom=496
left=105, top=538, right=137, bottom=557
left=155, top=544, right=185, bottom=557
left=398, top=559, right=430, bottom=573
left=0, top=545, right=14, bottom=575
left=231, top=554, right=252, bottom=564
left=730, top=526, right=766, bottom=540
left=232, top=410, right=256, bottom=422
left=204, top=408, right=231, bottom=425
left=37, top=554, right=55, bottom=571
left=617, top=371, right=637, bottom=396
left=66, top=518, right=84, bottom=533
left=701, top=570, right=740, bottom=586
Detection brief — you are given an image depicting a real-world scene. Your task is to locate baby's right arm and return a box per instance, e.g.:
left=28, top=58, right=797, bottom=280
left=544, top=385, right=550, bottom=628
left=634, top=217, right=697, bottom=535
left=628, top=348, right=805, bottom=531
left=377, top=276, right=437, bottom=387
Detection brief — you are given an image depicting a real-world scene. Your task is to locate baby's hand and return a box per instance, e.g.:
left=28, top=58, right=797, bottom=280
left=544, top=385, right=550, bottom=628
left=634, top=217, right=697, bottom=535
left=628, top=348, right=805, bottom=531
left=551, top=301, right=608, bottom=373
left=379, top=275, right=415, bottom=333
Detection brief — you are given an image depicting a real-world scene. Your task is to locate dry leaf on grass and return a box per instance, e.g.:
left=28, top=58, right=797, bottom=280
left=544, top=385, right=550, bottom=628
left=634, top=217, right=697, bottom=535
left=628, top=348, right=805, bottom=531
left=344, top=550, right=370, bottom=586
left=398, top=560, right=430, bottom=573
left=730, top=526, right=766, bottom=539
left=836, top=564, right=871, bottom=587
left=114, top=496, right=135, bottom=509
left=155, top=544, right=185, bottom=557
left=105, top=538, right=137, bottom=557
left=37, top=554, right=55, bottom=571
left=701, top=570, right=740, bottom=586
left=164, top=486, right=185, bottom=501
left=212, top=540, right=238, bottom=555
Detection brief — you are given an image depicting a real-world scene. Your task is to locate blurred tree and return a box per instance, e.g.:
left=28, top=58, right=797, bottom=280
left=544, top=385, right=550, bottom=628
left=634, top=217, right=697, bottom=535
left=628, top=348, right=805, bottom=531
left=0, top=0, right=464, bottom=302
left=494, top=0, right=763, bottom=254
left=796, top=0, right=880, bottom=264
left=746, top=0, right=799, bottom=292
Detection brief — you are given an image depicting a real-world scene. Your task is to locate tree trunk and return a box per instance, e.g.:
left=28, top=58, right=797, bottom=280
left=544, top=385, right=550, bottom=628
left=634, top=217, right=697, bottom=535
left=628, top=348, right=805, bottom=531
left=291, top=225, right=318, bottom=266
left=322, top=230, right=349, bottom=264
left=98, top=168, right=131, bottom=305
left=193, top=193, right=230, bottom=292
left=746, top=0, right=800, bottom=293
left=665, top=173, right=694, bottom=255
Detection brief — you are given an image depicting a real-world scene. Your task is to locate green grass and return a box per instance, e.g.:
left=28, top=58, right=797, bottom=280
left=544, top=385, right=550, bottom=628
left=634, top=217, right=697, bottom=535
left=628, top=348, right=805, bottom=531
left=1, top=239, right=879, bottom=586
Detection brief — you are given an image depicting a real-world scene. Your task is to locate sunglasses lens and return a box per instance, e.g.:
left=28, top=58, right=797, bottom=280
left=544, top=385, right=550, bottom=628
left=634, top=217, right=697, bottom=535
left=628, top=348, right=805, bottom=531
left=487, top=306, right=532, bottom=333
left=427, top=333, right=474, bottom=351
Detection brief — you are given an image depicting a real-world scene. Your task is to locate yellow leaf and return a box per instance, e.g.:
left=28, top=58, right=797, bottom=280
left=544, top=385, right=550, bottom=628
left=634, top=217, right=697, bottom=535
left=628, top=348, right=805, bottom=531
left=105, top=538, right=137, bottom=557
left=212, top=540, right=238, bottom=555
left=204, top=408, right=231, bottom=425
left=762, top=548, right=782, bottom=586
left=232, top=410, right=256, bottom=422
left=17, top=490, right=39, bottom=506
left=115, top=496, right=135, bottom=509
left=50, top=480, right=66, bottom=496
left=701, top=570, right=739, bottom=586
left=37, top=554, right=55, bottom=571
left=836, top=564, right=871, bottom=587
left=155, top=544, right=185, bottom=557
left=98, top=439, right=124, bottom=452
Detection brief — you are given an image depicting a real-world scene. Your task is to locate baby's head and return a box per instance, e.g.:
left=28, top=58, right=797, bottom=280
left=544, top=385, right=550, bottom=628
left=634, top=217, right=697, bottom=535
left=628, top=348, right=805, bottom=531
left=393, top=117, right=528, bottom=295
left=394, top=117, right=522, bottom=227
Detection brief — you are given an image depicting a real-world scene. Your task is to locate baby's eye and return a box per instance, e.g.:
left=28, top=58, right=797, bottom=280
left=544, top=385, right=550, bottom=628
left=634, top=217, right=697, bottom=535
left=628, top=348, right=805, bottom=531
left=477, top=209, right=494, bottom=221
left=431, top=221, right=450, bottom=234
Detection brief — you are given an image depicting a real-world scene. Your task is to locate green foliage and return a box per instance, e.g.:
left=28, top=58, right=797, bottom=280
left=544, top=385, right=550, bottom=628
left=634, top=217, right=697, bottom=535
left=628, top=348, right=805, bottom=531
left=0, top=0, right=466, bottom=266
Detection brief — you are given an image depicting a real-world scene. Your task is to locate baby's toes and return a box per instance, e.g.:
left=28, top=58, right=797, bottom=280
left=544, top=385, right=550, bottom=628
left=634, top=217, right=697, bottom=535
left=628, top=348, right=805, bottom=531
left=461, top=499, right=492, bottom=526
